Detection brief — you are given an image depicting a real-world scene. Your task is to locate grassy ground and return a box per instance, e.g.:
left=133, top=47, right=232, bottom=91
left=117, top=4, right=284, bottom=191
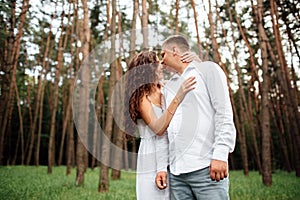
left=0, top=166, right=299, bottom=200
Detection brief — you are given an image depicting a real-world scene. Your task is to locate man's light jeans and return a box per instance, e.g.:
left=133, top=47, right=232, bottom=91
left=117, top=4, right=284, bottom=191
left=169, top=167, right=229, bottom=200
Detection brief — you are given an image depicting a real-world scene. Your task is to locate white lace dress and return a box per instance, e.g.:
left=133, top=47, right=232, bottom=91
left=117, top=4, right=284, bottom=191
left=136, top=104, right=169, bottom=200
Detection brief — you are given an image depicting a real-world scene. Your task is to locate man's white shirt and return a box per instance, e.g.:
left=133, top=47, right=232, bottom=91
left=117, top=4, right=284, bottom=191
left=158, top=61, right=236, bottom=175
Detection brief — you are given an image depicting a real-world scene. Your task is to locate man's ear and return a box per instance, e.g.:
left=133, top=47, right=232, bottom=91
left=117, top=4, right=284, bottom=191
left=172, top=47, right=177, bottom=56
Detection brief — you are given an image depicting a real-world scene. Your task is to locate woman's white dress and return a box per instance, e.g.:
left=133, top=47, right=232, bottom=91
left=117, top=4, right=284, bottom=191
left=136, top=104, right=169, bottom=200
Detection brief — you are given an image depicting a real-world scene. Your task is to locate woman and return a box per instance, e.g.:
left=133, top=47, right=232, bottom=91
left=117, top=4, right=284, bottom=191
left=125, top=51, right=197, bottom=199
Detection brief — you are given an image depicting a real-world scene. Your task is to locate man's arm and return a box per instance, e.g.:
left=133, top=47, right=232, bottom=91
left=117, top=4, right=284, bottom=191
left=205, top=62, right=236, bottom=181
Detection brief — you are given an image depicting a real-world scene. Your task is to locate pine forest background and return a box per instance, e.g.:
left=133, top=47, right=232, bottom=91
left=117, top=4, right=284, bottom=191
left=0, top=0, right=299, bottom=190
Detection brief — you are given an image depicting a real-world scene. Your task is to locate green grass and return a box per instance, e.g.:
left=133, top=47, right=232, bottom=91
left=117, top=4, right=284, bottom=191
left=229, top=170, right=300, bottom=200
left=0, top=166, right=136, bottom=200
left=0, top=166, right=299, bottom=200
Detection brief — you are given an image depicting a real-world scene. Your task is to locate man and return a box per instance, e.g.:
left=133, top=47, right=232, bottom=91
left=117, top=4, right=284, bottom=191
left=155, top=35, right=236, bottom=199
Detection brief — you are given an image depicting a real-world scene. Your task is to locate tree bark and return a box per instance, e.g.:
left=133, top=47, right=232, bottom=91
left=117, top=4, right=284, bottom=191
left=175, top=0, right=179, bottom=34
left=48, top=9, right=66, bottom=173
left=66, top=110, right=75, bottom=176
left=208, top=0, right=220, bottom=65
left=0, top=1, right=16, bottom=162
left=111, top=122, right=122, bottom=180
left=225, top=0, right=249, bottom=175
left=128, top=0, right=139, bottom=62
left=0, top=0, right=30, bottom=165
left=232, top=0, right=262, bottom=173
left=190, top=0, right=203, bottom=60
left=141, top=0, right=148, bottom=50
left=99, top=0, right=117, bottom=192
left=14, top=80, right=24, bottom=165
left=28, top=20, right=53, bottom=166
left=75, top=0, right=91, bottom=185
left=257, top=0, right=272, bottom=186
left=66, top=0, right=78, bottom=176
left=111, top=60, right=124, bottom=180
left=58, top=4, right=73, bottom=166
left=269, top=96, right=292, bottom=171
left=270, top=0, right=300, bottom=176
left=276, top=0, right=300, bottom=60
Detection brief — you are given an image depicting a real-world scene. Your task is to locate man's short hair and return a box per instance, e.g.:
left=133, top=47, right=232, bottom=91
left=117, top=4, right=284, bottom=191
left=162, top=35, right=190, bottom=53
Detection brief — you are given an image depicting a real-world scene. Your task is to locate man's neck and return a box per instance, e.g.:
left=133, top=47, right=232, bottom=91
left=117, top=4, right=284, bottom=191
left=177, top=62, right=190, bottom=75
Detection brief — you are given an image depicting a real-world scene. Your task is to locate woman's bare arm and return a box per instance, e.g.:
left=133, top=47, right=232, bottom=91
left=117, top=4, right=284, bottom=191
left=139, top=76, right=196, bottom=136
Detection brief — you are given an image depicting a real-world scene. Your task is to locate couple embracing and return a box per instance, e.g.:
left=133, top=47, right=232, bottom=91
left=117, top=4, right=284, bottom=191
left=125, top=35, right=236, bottom=200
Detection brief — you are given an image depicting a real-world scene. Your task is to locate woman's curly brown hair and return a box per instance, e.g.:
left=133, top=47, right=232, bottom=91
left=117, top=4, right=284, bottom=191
left=124, top=51, right=160, bottom=136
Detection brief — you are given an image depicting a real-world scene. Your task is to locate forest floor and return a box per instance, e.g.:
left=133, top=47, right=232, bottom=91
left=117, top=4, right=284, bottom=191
left=0, top=166, right=299, bottom=200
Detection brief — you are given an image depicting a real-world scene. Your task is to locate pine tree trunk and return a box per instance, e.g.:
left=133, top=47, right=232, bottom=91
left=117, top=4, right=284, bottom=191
left=111, top=122, right=122, bottom=180
left=225, top=0, right=249, bottom=175
left=14, top=80, right=24, bottom=165
left=269, top=98, right=292, bottom=171
left=110, top=10, right=125, bottom=180
left=129, top=0, right=139, bottom=62
left=8, top=0, right=30, bottom=165
left=0, top=0, right=16, bottom=164
left=12, top=130, right=20, bottom=165
left=75, top=0, right=91, bottom=185
left=93, top=0, right=111, bottom=171
left=24, top=81, right=33, bottom=158
left=169, top=4, right=173, bottom=31
left=141, top=0, right=148, bottom=50
left=190, top=0, right=203, bottom=60
left=0, top=0, right=29, bottom=165
left=59, top=80, right=73, bottom=166
left=126, top=0, right=139, bottom=171
left=276, top=0, right=300, bottom=60
left=257, top=0, right=272, bottom=186
left=66, top=0, right=78, bottom=175
left=58, top=7, right=73, bottom=166
left=26, top=75, right=41, bottom=165
left=91, top=53, right=101, bottom=171
left=91, top=118, right=98, bottom=170
left=232, top=0, right=262, bottom=173
left=99, top=0, right=117, bottom=192
left=34, top=81, right=45, bottom=166
left=175, top=0, right=179, bottom=34
left=270, top=0, right=300, bottom=176
left=66, top=109, right=75, bottom=176
left=48, top=13, right=65, bottom=173
left=34, top=23, right=53, bottom=166
left=208, top=0, right=219, bottom=64
left=98, top=76, right=105, bottom=154
left=6, top=78, right=17, bottom=164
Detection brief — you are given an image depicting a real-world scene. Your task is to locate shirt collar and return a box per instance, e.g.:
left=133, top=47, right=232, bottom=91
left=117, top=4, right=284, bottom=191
left=169, top=72, right=180, bottom=81
left=181, top=61, right=197, bottom=76
left=169, top=61, right=198, bottom=81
